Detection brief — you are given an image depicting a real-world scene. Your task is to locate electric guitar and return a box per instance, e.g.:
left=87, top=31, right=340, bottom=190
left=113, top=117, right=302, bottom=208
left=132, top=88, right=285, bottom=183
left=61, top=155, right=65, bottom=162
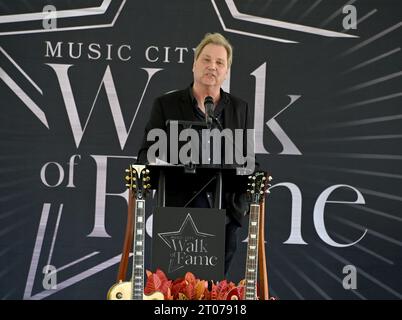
left=226, top=171, right=272, bottom=300
left=107, top=165, right=164, bottom=300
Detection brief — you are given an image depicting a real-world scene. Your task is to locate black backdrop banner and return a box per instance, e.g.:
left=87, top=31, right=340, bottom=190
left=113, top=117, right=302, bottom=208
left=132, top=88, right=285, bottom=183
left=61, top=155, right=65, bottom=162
left=0, top=0, right=401, bottom=300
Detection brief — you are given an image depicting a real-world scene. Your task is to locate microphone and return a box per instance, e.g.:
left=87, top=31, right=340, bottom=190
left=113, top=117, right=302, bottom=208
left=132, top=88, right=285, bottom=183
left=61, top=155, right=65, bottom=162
left=204, top=96, right=224, bottom=130
left=204, top=96, right=214, bottom=126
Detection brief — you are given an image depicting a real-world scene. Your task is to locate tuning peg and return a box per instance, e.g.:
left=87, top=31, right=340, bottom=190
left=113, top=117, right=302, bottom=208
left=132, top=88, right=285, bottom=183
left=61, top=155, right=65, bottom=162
left=250, top=190, right=255, bottom=194
left=125, top=176, right=130, bottom=181
left=268, top=176, right=273, bottom=181
left=145, top=169, right=150, bottom=174
left=252, top=176, right=256, bottom=180
left=262, top=177, right=266, bottom=181
left=248, top=176, right=253, bottom=179
left=125, top=183, right=130, bottom=188
left=265, top=190, right=270, bottom=194
left=125, top=169, right=129, bottom=172
left=146, top=184, right=151, bottom=189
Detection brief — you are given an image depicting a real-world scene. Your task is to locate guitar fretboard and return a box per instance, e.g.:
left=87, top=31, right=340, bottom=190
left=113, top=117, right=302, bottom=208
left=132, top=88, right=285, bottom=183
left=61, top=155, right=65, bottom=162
left=131, top=200, right=145, bottom=300
left=244, top=204, right=260, bottom=300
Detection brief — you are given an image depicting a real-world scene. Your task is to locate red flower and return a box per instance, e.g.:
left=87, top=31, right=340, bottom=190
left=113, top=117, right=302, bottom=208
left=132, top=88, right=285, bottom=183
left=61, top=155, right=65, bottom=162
left=144, top=269, right=172, bottom=300
left=143, top=269, right=277, bottom=300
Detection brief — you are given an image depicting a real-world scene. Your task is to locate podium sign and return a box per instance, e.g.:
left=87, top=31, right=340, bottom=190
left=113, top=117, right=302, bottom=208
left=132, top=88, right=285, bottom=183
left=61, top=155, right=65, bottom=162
left=152, top=207, right=226, bottom=281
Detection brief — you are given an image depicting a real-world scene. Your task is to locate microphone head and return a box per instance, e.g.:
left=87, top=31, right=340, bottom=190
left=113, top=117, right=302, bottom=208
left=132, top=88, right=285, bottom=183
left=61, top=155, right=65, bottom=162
left=204, top=96, right=214, bottom=106
left=204, top=96, right=214, bottom=115
left=204, top=96, right=214, bottom=125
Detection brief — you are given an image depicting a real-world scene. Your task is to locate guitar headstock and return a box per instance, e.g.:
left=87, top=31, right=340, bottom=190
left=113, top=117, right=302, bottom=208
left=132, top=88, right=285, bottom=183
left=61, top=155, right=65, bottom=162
left=125, top=165, right=151, bottom=200
left=247, top=171, right=272, bottom=204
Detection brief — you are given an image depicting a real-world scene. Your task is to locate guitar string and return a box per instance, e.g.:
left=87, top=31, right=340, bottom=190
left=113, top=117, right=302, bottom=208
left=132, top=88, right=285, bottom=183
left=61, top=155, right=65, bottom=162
left=245, top=206, right=257, bottom=298
left=132, top=200, right=146, bottom=299
left=245, top=204, right=260, bottom=299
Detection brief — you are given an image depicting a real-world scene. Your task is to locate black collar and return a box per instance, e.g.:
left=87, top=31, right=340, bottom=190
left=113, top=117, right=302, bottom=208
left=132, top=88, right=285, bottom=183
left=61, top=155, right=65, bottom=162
left=190, top=84, right=228, bottom=120
left=187, top=84, right=230, bottom=106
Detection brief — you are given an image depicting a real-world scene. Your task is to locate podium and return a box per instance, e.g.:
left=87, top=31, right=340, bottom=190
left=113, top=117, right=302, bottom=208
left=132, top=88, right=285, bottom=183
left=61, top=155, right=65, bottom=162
left=148, top=164, right=250, bottom=281
left=147, top=163, right=251, bottom=208
left=146, top=119, right=253, bottom=209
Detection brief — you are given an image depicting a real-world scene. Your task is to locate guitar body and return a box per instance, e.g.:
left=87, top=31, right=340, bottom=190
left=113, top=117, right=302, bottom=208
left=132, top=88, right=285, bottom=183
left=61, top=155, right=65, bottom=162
left=225, top=287, right=242, bottom=300
left=107, top=281, right=164, bottom=300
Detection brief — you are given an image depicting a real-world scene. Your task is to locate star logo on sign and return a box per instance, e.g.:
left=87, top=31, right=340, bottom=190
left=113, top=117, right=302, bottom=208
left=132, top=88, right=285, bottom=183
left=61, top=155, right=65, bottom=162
left=157, top=213, right=215, bottom=272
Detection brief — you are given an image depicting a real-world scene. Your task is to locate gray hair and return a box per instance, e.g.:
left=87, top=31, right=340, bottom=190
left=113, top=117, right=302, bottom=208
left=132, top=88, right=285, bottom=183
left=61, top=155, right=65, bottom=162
left=194, top=32, right=233, bottom=68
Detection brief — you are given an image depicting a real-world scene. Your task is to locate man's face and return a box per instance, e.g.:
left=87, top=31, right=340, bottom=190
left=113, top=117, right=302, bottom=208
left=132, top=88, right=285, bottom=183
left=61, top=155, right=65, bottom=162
left=192, top=43, right=229, bottom=88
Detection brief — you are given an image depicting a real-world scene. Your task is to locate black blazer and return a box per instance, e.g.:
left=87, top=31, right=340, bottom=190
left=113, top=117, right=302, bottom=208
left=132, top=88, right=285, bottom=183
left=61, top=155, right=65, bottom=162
left=137, top=86, right=254, bottom=226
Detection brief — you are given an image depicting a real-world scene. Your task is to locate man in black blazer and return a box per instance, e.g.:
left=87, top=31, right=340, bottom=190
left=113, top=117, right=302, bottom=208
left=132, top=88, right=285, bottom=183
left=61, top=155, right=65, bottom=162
left=137, top=33, right=255, bottom=276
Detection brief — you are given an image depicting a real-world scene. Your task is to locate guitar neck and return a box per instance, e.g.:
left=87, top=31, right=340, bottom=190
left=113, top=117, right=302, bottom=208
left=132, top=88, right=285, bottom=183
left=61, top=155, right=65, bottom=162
left=244, top=204, right=260, bottom=300
left=131, top=199, right=146, bottom=300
